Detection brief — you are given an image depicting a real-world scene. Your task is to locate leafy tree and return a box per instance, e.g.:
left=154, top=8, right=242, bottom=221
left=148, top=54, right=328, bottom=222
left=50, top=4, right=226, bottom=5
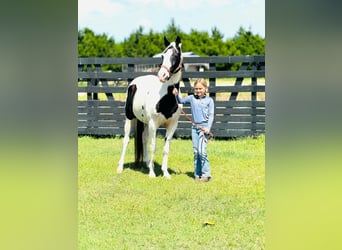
left=78, top=24, right=265, bottom=64
left=211, top=27, right=224, bottom=41
left=78, top=28, right=116, bottom=57
left=182, top=30, right=214, bottom=55
left=229, top=27, right=265, bottom=55
left=122, top=27, right=165, bottom=57
left=163, top=18, right=185, bottom=42
left=78, top=28, right=124, bottom=70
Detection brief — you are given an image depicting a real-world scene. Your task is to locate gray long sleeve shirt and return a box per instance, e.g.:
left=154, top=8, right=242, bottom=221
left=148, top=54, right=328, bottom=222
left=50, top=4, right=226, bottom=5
left=176, top=94, right=214, bottom=130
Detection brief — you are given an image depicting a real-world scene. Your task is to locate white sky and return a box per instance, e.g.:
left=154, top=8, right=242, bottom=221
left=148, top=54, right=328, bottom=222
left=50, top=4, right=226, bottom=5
left=78, top=0, right=265, bottom=42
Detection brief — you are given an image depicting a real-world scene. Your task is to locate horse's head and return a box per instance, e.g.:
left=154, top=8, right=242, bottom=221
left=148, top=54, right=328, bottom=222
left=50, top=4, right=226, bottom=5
left=158, top=36, right=183, bottom=83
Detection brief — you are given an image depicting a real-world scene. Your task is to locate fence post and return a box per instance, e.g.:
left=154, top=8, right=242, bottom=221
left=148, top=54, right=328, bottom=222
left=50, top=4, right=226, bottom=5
left=95, top=64, right=114, bottom=101
left=127, top=63, right=135, bottom=84
left=209, top=62, right=216, bottom=99
left=251, top=60, right=257, bottom=136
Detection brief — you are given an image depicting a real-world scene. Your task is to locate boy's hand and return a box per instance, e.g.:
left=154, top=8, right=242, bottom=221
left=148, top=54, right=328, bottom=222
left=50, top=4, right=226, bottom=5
left=172, top=88, right=178, bottom=95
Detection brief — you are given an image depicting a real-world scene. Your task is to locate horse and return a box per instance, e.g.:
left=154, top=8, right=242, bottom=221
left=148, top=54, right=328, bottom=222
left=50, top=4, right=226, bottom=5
left=117, top=36, right=183, bottom=178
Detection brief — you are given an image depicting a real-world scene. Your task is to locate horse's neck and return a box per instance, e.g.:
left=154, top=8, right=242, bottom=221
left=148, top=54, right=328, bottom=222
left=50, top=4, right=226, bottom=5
left=167, top=71, right=182, bottom=86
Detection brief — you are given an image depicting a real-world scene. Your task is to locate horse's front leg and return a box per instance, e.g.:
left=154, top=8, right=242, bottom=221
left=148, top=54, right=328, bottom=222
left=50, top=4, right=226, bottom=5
left=161, top=118, right=179, bottom=179
left=147, top=123, right=157, bottom=178
left=161, top=136, right=172, bottom=179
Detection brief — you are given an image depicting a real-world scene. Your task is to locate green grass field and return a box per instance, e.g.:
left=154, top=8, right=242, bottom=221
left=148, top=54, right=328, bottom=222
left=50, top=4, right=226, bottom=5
left=78, top=135, right=265, bottom=249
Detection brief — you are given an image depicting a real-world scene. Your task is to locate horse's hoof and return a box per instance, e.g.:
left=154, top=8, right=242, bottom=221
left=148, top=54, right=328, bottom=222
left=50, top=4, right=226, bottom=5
left=116, top=168, right=123, bottom=173
left=163, top=175, right=171, bottom=179
left=148, top=173, right=156, bottom=178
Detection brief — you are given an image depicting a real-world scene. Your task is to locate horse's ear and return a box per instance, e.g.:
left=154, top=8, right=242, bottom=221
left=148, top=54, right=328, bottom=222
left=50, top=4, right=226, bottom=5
left=175, top=36, right=181, bottom=45
left=164, top=36, right=170, bottom=46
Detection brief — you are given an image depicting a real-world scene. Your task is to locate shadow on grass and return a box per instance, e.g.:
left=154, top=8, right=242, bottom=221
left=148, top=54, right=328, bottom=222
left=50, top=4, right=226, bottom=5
left=184, top=171, right=195, bottom=179
left=120, top=162, right=196, bottom=180
left=122, top=161, right=177, bottom=177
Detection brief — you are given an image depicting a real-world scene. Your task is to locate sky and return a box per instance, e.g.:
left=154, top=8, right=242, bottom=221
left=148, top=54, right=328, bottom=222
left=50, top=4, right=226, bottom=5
left=78, top=0, right=265, bottom=42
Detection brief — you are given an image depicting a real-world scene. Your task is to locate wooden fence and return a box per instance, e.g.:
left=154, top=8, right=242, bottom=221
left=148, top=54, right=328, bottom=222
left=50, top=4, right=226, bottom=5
left=78, top=55, right=265, bottom=138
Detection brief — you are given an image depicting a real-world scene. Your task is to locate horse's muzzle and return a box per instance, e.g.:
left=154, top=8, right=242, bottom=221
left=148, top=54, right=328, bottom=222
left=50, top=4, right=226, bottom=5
left=158, top=74, right=169, bottom=83
left=158, top=76, right=168, bottom=82
left=158, top=66, right=171, bottom=82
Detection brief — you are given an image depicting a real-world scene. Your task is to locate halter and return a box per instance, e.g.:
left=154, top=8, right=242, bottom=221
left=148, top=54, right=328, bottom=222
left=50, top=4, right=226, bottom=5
left=160, top=56, right=183, bottom=75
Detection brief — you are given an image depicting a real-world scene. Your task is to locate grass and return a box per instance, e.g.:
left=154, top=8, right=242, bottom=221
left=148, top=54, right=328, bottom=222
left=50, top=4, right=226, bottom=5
left=78, top=135, right=265, bottom=249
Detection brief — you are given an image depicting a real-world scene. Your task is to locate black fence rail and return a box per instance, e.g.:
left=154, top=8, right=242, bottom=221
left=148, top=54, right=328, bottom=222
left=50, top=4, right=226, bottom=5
left=78, top=55, right=265, bottom=138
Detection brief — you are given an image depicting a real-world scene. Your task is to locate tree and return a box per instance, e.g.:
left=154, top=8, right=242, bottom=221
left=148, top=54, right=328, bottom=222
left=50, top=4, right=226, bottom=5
left=121, top=27, right=163, bottom=57
left=78, top=28, right=124, bottom=70
left=211, top=27, right=224, bottom=41
left=78, top=28, right=117, bottom=57
left=229, top=27, right=265, bottom=55
left=78, top=26, right=265, bottom=59
left=163, top=18, right=184, bottom=41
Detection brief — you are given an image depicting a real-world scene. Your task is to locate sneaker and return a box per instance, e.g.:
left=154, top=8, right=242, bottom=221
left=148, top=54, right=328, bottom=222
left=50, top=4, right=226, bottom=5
left=195, top=176, right=201, bottom=181
left=200, top=177, right=210, bottom=182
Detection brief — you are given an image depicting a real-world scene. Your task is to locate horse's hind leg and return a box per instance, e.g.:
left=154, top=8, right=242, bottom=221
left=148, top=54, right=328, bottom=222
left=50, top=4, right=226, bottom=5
left=117, top=118, right=132, bottom=173
left=142, top=124, right=149, bottom=167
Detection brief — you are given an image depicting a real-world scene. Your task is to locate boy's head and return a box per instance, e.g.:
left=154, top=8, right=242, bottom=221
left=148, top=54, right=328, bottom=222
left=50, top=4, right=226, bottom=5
left=194, top=78, right=208, bottom=98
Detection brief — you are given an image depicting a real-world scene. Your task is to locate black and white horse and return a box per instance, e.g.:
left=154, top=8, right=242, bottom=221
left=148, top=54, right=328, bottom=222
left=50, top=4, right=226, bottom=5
left=117, top=36, right=183, bottom=178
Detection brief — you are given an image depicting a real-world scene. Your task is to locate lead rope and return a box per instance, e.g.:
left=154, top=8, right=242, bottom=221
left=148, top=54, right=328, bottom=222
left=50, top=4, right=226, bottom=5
left=174, top=86, right=214, bottom=142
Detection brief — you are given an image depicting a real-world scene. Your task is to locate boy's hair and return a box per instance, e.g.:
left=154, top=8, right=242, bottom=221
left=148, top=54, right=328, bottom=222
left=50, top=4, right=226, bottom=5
left=193, top=78, right=208, bottom=88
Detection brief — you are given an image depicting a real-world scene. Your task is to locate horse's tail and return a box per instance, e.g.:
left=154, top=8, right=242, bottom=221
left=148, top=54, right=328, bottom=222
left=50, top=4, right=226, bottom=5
left=134, top=119, right=144, bottom=164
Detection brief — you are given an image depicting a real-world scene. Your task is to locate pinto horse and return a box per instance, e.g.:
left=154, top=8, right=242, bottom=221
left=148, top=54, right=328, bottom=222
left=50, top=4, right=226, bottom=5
left=117, top=36, right=183, bottom=178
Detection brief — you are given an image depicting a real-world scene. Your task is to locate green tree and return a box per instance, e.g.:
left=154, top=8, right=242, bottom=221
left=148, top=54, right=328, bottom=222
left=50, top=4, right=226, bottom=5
left=78, top=25, right=265, bottom=61
left=229, top=26, right=265, bottom=55
left=78, top=28, right=117, bottom=57
left=182, top=30, right=214, bottom=55
left=122, top=27, right=165, bottom=57
left=78, top=28, right=124, bottom=70
left=163, top=18, right=185, bottom=41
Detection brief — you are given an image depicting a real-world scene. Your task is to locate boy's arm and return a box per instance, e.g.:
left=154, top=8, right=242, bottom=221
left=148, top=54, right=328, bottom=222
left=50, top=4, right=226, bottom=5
left=207, top=98, right=215, bottom=131
left=173, top=88, right=189, bottom=104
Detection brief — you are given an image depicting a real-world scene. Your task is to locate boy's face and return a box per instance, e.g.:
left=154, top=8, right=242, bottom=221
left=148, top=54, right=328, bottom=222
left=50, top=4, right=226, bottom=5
left=194, top=84, right=206, bottom=98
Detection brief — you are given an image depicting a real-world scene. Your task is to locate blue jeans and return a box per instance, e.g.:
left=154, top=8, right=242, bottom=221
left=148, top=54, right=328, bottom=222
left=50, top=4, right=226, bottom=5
left=192, top=126, right=211, bottom=178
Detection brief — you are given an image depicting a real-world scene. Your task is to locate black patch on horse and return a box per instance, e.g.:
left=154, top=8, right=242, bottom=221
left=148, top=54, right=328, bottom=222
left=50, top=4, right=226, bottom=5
left=155, top=84, right=179, bottom=119
left=125, top=84, right=137, bottom=120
